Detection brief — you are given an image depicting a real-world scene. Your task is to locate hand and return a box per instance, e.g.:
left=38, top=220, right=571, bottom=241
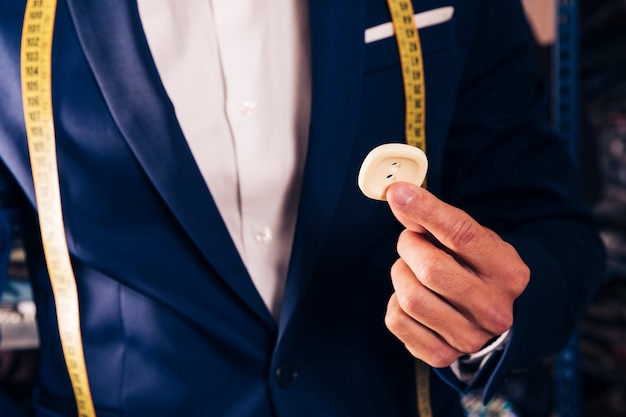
left=384, top=182, right=530, bottom=368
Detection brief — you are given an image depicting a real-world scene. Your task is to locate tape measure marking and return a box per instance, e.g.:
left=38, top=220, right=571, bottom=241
left=387, top=0, right=426, bottom=153
left=385, top=1, right=432, bottom=416
left=20, top=0, right=96, bottom=416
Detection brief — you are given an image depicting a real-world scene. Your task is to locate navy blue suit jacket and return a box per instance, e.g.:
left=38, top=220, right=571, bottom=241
left=0, top=0, right=604, bottom=416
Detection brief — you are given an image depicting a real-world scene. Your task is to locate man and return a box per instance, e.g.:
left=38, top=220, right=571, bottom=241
left=0, top=0, right=604, bottom=416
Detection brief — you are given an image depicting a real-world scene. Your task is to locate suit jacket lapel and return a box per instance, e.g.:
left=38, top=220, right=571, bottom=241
left=279, top=0, right=366, bottom=331
left=62, top=0, right=275, bottom=330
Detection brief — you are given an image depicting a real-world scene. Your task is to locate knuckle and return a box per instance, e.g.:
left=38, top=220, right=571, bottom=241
left=448, top=217, right=478, bottom=249
left=499, top=245, right=531, bottom=294
left=482, top=307, right=513, bottom=335
left=397, top=228, right=413, bottom=245
left=455, top=334, right=486, bottom=354
left=409, top=339, right=462, bottom=368
left=384, top=314, right=398, bottom=334
left=396, top=291, right=423, bottom=316
left=384, top=299, right=403, bottom=333
left=493, top=317, right=513, bottom=335
left=416, top=257, right=445, bottom=289
left=509, top=263, right=530, bottom=294
left=396, top=230, right=420, bottom=260
left=390, top=258, right=405, bottom=278
left=428, top=349, right=459, bottom=368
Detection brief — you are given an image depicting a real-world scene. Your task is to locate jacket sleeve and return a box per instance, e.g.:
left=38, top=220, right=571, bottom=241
left=433, top=0, right=605, bottom=400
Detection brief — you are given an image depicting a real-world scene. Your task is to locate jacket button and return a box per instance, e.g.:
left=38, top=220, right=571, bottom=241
left=275, top=362, right=298, bottom=388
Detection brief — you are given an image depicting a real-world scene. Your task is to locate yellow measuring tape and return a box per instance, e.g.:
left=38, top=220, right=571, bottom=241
left=20, top=0, right=96, bottom=416
left=385, top=1, right=432, bottom=416
left=387, top=0, right=426, bottom=152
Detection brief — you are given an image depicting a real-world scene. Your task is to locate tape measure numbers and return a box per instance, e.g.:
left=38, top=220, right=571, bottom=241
left=20, top=0, right=96, bottom=416
left=387, top=0, right=426, bottom=152
left=385, top=1, right=432, bottom=416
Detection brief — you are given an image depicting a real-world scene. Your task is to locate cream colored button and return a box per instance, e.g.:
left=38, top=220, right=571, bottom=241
left=358, top=143, right=428, bottom=201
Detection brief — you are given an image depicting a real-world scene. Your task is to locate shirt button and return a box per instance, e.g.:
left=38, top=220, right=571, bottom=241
left=254, top=226, right=273, bottom=244
left=276, top=362, right=298, bottom=388
left=239, top=100, right=257, bottom=117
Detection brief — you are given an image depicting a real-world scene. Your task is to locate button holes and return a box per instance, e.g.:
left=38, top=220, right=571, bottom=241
left=388, top=161, right=400, bottom=182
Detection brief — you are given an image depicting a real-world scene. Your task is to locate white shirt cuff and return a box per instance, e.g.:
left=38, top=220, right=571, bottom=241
left=449, top=329, right=511, bottom=384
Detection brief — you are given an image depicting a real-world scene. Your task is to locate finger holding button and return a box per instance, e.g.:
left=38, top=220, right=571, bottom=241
left=358, top=143, right=529, bottom=367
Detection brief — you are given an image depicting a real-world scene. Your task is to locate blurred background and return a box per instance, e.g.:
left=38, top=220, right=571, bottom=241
left=572, top=0, right=626, bottom=415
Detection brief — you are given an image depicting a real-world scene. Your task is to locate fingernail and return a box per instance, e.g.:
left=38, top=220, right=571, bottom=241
left=391, top=184, right=414, bottom=207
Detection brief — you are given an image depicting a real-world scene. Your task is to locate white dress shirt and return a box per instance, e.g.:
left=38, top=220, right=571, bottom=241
left=136, top=0, right=311, bottom=318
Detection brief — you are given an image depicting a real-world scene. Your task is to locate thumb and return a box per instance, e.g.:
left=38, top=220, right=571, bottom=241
left=386, top=182, right=489, bottom=261
left=386, top=182, right=528, bottom=285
